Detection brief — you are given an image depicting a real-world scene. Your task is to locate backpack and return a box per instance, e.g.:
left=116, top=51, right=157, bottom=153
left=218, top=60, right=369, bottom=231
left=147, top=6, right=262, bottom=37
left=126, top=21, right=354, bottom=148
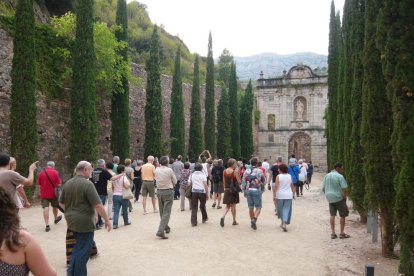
left=213, top=167, right=221, bottom=183
left=245, top=168, right=263, bottom=190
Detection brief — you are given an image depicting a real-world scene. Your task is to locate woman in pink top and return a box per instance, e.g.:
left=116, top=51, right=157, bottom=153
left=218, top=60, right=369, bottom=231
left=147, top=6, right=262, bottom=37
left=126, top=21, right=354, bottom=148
left=111, top=165, right=131, bottom=229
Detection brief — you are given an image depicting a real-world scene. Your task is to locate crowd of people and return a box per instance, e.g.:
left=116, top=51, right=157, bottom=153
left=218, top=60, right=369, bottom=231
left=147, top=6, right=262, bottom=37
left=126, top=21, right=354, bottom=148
left=0, top=150, right=351, bottom=276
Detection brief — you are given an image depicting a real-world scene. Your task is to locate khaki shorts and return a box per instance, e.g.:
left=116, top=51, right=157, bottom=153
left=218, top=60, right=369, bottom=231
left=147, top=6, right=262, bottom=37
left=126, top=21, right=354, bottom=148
left=329, top=198, right=349, bottom=217
left=41, top=198, right=59, bottom=208
left=142, top=180, right=155, bottom=197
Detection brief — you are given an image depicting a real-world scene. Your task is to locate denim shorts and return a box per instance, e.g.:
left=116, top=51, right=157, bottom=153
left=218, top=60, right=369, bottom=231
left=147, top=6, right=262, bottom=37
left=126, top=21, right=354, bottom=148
left=247, top=189, right=262, bottom=208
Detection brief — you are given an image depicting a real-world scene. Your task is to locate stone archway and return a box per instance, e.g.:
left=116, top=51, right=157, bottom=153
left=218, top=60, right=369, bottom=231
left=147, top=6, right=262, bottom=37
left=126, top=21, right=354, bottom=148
left=288, top=132, right=311, bottom=161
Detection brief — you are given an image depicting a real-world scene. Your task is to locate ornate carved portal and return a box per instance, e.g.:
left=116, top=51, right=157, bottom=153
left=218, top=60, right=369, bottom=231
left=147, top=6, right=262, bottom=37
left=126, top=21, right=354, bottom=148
left=288, top=132, right=311, bottom=161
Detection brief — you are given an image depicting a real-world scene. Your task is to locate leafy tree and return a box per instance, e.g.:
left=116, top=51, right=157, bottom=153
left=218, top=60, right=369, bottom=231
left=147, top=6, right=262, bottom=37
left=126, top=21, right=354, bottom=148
left=378, top=0, right=414, bottom=272
left=348, top=0, right=366, bottom=223
left=144, top=25, right=163, bottom=158
left=170, top=46, right=186, bottom=158
left=188, top=55, right=203, bottom=160
left=10, top=0, right=38, bottom=178
left=204, top=32, right=216, bottom=157
left=216, top=83, right=231, bottom=160
left=69, top=0, right=98, bottom=167
left=229, top=62, right=240, bottom=159
left=217, top=48, right=234, bottom=87
left=361, top=0, right=395, bottom=257
left=240, top=80, right=254, bottom=159
left=326, top=1, right=341, bottom=168
left=110, top=0, right=130, bottom=161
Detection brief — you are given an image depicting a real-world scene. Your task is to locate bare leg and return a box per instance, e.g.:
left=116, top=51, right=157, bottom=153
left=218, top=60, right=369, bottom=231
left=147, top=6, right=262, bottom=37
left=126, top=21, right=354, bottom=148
left=43, top=207, right=50, bottom=225
left=330, top=216, right=336, bottom=234
left=152, top=196, right=157, bottom=211
left=222, top=204, right=231, bottom=219
left=254, top=208, right=261, bottom=220
left=231, top=204, right=237, bottom=223
left=249, top=208, right=255, bottom=220
left=340, top=217, right=345, bottom=234
left=142, top=196, right=147, bottom=213
left=52, top=207, right=58, bottom=220
left=217, top=193, right=222, bottom=207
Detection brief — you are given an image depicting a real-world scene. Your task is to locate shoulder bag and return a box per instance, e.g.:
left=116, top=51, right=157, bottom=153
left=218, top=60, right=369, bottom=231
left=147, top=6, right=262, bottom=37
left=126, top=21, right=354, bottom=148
left=122, top=176, right=134, bottom=200
left=185, top=175, right=193, bottom=199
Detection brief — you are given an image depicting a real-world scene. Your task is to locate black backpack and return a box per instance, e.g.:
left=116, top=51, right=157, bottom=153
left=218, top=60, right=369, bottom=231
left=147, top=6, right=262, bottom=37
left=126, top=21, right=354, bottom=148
left=213, top=167, right=221, bottom=183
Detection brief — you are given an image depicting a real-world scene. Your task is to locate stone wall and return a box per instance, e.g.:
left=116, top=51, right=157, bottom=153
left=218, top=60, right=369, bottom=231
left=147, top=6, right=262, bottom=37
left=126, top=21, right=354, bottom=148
left=0, top=27, right=221, bottom=181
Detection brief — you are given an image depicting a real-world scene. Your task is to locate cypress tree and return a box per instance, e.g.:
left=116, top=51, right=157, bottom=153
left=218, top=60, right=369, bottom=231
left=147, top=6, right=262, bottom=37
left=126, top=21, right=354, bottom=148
left=379, top=0, right=414, bottom=272
left=218, top=48, right=234, bottom=88
left=326, top=1, right=341, bottom=168
left=204, top=32, right=216, bottom=157
left=348, top=0, right=366, bottom=223
left=10, top=0, right=37, bottom=179
left=240, top=80, right=254, bottom=159
left=361, top=0, right=395, bottom=257
left=229, top=62, right=240, bottom=159
left=69, top=0, right=98, bottom=167
left=111, top=0, right=130, bottom=161
left=170, top=46, right=186, bottom=158
left=216, top=83, right=231, bottom=160
left=188, top=55, right=203, bottom=160
left=144, top=26, right=163, bottom=158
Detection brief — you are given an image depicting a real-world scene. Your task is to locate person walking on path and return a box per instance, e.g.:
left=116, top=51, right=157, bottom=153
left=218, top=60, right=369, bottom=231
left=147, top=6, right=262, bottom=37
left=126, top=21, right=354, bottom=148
left=37, top=161, right=63, bottom=232
left=9, top=157, right=31, bottom=210
left=179, top=162, right=192, bottom=211
left=211, top=159, right=224, bottom=209
left=141, top=156, right=158, bottom=214
left=124, top=159, right=134, bottom=212
left=172, top=155, right=184, bottom=200
left=268, top=156, right=283, bottom=215
left=112, top=156, right=120, bottom=174
left=59, top=161, right=111, bottom=276
left=273, top=163, right=295, bottom=232
left=189, top=163, right=208, bottom=226
left=322, top=162, right=350, bottom=239
left=111, top=165, right=132, bottom=229
left=90, top=159, right=112, bottom=229
left=242, top=157, right=266, bottom=230
left=307, top=161, right=314, bottom=184
left=288, top=159, right=300, bottom=197
left=298, top=159, right=307, bottom=196
left=133, top=160, right=143, bottom=203
left=0, top=153, right=38, bottom=214
left=154, top=156, right=177, bottom=239
left=220, top=158, right=242, bottom=227
left=0, top=186, right=57, bottom=276
left=105, top=162, right=116, bottom=220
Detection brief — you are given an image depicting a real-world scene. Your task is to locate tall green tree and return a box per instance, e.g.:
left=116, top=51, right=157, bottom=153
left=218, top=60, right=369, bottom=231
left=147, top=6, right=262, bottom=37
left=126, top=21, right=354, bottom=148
left=348, top=0, right=367, bottom=223
left=379, top=0, right=414, bottom=272
left=144, top=26, right=163, bottom=158
left=326, top=1, right=341, bottom=168
left=10, top=0, right=37, bottom=178
left=229, top=62, right=240, bottom=159
left=69, top=0, right=98, bottom=167
left=204, top=32, right=216, bottom=157
left=217, top=48, right=234, bottom=88
left=170, top=46, right=186, bottom=158
left=240, top=80, right=254, bottom=159
left=216, top=83, right=231, bottom=160
left=361, top=0, right=395, bottom=257
left=188, top=55, right=203, bottom=160
left=110, top=0, right=130, bottom=161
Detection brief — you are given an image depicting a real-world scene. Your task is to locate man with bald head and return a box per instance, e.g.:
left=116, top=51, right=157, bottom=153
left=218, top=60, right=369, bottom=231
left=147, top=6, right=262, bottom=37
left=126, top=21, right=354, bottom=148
left=59, top=161, right=112, bottom=276
left=141, top=155, right=158, bottom=214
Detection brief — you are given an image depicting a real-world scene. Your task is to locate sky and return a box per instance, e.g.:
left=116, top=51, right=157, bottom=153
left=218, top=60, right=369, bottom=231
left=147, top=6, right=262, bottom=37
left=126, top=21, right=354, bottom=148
left=128, top=0, right=345, bottom=58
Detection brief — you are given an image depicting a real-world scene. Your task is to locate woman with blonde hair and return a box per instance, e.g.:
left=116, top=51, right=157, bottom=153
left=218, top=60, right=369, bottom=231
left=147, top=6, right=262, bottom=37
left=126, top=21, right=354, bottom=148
left=220, top=158, right=242, bottom=227
left=9, top=157, right=30, bottom=209
left=0, top=186, right=56, bottom=275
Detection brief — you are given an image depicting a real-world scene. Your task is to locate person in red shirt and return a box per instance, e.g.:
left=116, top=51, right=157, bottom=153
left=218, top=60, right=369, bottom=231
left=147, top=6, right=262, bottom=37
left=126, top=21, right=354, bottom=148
left=37, top=161, right=62, bottom=232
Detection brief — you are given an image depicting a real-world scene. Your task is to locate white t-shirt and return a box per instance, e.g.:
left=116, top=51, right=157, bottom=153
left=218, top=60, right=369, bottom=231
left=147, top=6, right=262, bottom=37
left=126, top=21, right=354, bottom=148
left=299, top=165, right=307, bottom=181
left=191, top=171, right=207, bottom=192
left=276, top=174, right=293, bottom=199
left=262, top=161, right=270, bottom=172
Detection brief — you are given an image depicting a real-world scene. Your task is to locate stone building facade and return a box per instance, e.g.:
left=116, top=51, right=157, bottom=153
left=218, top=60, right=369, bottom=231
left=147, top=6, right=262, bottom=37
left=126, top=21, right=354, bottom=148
left=254, top=65, right=328, bottom=172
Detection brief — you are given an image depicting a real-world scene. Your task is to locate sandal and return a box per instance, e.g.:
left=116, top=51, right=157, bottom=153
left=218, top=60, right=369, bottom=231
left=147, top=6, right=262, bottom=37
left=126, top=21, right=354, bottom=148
left=232, top=221, right=238, bottom=225
left=339, top=233, right=350, bottom=239
left=331, top=234, right=338, bottom=239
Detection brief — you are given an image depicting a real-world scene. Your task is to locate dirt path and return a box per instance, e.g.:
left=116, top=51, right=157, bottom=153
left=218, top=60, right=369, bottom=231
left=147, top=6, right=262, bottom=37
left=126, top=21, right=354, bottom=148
left=19, top=173, right=399, bottom=275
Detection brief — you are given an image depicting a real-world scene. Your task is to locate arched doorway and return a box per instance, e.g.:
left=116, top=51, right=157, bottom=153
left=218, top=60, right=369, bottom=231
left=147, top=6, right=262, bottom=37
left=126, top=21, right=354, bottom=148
left=288, top=132, right=311, bottom=161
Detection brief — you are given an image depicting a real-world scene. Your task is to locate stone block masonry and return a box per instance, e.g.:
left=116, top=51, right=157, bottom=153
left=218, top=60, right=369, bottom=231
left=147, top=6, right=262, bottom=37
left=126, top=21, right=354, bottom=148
left=0, top=27, right=221, bottom=181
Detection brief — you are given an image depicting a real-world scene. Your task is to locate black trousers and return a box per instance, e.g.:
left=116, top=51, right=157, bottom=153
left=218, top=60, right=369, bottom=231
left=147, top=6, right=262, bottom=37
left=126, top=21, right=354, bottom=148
left=133, top=179, right=142, bottom=201
left=191, top=192, right=207, bottom=225
left=174, top=181, right=180, bottom=199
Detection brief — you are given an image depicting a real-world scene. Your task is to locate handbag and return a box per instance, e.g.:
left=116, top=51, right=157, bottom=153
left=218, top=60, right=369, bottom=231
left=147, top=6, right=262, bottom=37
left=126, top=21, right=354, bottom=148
left=44, top=169, right=61, bottom=199
left=122, top=177, right=134, bottom=200
left=185, top=184, right=192, bottom=199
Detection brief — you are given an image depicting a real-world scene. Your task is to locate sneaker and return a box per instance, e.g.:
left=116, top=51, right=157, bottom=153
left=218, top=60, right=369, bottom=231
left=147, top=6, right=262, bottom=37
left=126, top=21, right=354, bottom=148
left=156, top=232, right=168, bottom=239
left=217, top=206, right=222, bottom=209
left=45, top=225, right=50, bottom=232
left=202, top=218, right=208, bottom=223
left=54, top=215, right=62, bottom=224
left=154, top=209, right=159, bottom=213
left=220, top=217, right=224, bottom=227
left=113, top=225, right=118, bottom=229
left=165, top=227, right=171, bottom=234
left=125, top=222, right=131, bottom=226
left=212, top=203, right=216, bottom=208
left=251, top=219, right=257, bottom=230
